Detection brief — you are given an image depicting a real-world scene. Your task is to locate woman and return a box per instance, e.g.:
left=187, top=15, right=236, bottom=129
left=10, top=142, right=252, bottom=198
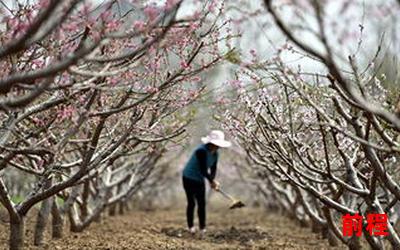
left=182, top=130, right=232, bottom=234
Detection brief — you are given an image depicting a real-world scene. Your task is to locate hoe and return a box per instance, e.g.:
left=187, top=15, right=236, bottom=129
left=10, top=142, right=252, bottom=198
left=217, top=187, right=245, bottom=209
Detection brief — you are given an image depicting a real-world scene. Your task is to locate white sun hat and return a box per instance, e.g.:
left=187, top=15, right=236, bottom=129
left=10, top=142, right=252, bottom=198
left=201, top=130, right=232, bottom=148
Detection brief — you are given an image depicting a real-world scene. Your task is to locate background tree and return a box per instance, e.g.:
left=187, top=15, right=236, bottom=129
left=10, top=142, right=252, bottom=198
left=0, top=0, right=231, bottom=249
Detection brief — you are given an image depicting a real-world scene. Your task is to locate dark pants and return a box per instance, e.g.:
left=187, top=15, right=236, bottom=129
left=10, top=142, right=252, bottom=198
left=182, top=176, right=206, bottom=229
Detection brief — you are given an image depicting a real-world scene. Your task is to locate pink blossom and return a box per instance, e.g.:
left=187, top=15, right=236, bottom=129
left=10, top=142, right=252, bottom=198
left=149, top=59, right=160, bottom=70
left=91, top=30, right=101, bottom=42
left=229, top=79, right=242, bottom=88
left=145, top=86, right=159, bottom=93
left=80, top=3, right=93, bottom=17
left=57, top=106, right=76, bottom=121
left=36, top=159, right=45, bottom=169
left=165, top=0, right=179, bottom=11
left=144, top=5, right=159, bottom=21
left=8, top=17, right=29, bottom=35
left=127, top=42, right=138, bottom=49
left=216, top=97, right=228, bottom=105
left=100, top=10, right=111, bottom=22
left=38, top=0, right=51, bottom=8
left=193, top=11, right=201, bottom=19
left=240, top=62, right=251, bottom=67
left=180, top=61, right=189, bottom=69
left=208, top=0, right=217, bottom=12
left=188, top=90, right=198, bottom=98
left=32, top=59, right=44, bottom=68
left=32, top=117, right=46, bottom=126
left=189, top=22, right=199, bottom=31
left=133, top=20, right=146, bottom=31
left=109, top=78, right=118, bottom=86
left=148, top=46, right=156, bottom=54
left=63, top=20, right=79, bottom=32
left=106, top=20, right=120, bottom=31
left=191, top=76, right=202, bottom=83
left=78, top=95, right=86, bottom=104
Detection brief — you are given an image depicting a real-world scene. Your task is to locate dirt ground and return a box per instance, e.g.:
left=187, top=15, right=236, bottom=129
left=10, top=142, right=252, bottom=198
left=0, top=205, right=343, bottom=250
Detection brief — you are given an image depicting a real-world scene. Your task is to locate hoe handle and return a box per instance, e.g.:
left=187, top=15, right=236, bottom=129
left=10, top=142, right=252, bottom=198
left=217, top=188, right=236, bottom=202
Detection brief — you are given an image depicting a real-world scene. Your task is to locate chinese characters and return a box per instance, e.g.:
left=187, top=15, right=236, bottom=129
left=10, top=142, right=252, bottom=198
left=342, top=213, right=389, bottom=237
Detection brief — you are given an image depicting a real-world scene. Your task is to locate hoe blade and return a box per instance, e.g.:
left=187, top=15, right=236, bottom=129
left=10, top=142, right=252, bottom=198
left=229, top=200, right=245, bottom=209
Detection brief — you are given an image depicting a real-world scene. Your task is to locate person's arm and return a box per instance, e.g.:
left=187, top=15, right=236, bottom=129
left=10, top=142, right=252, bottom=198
left=209, top=154, right=220, bottom=190
left=196, top=149, right=213, bottom=182
left=209, top=161, right=220, bottom=190
left=210, top=161, right=217, bottom=181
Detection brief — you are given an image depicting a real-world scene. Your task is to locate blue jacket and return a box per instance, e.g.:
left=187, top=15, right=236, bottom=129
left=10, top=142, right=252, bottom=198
left=183, top=144, right=218, bottom=183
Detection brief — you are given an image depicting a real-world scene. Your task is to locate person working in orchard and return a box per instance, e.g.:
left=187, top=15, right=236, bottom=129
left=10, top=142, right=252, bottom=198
left=182, top=130, right=232, bottom=234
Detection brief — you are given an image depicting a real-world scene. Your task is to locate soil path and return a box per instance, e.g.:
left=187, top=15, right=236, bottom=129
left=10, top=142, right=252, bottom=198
left=0, top=206, right=342, bottom=249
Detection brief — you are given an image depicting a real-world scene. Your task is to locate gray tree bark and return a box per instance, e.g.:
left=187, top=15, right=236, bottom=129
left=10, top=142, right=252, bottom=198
left=34, top=178, right=53, bottom=246
left=34, top=197, right=53, bottom=246
left=51, top=199, right=64, bottom=239
left=118, top=201, right=125, bottom=215
left=108, top=203, right=116, bottom=216
left=10, top=215, right=24, bottom=250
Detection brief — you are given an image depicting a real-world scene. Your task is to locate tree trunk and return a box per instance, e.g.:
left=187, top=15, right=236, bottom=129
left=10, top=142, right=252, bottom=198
left=311, top=220, right=322, bottom=234
left=363, top=228, right=383, bottom=250
left=108, top=203, right=116, bottom=216
left=93, top=211, right=102, bottom=223
left=51, top=199, right=64, bottom=239
left=10, top=215, right=24, bottom=250
left=34, top=197, right=53, bottom=246
left=80, top=181, right=90, bottom=220
left=69, top=197, right=107, bottom=232
left=118, top=201, right=125, bottom=215
left=124, top=200, right=131, bottom=211
left=348, top=235, right=362, bottom=250
left=296, top=215, right=309, bottom=228
left=322, top=227, right=338, bottom=247
left=34, top=178, right=53, bottom=246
